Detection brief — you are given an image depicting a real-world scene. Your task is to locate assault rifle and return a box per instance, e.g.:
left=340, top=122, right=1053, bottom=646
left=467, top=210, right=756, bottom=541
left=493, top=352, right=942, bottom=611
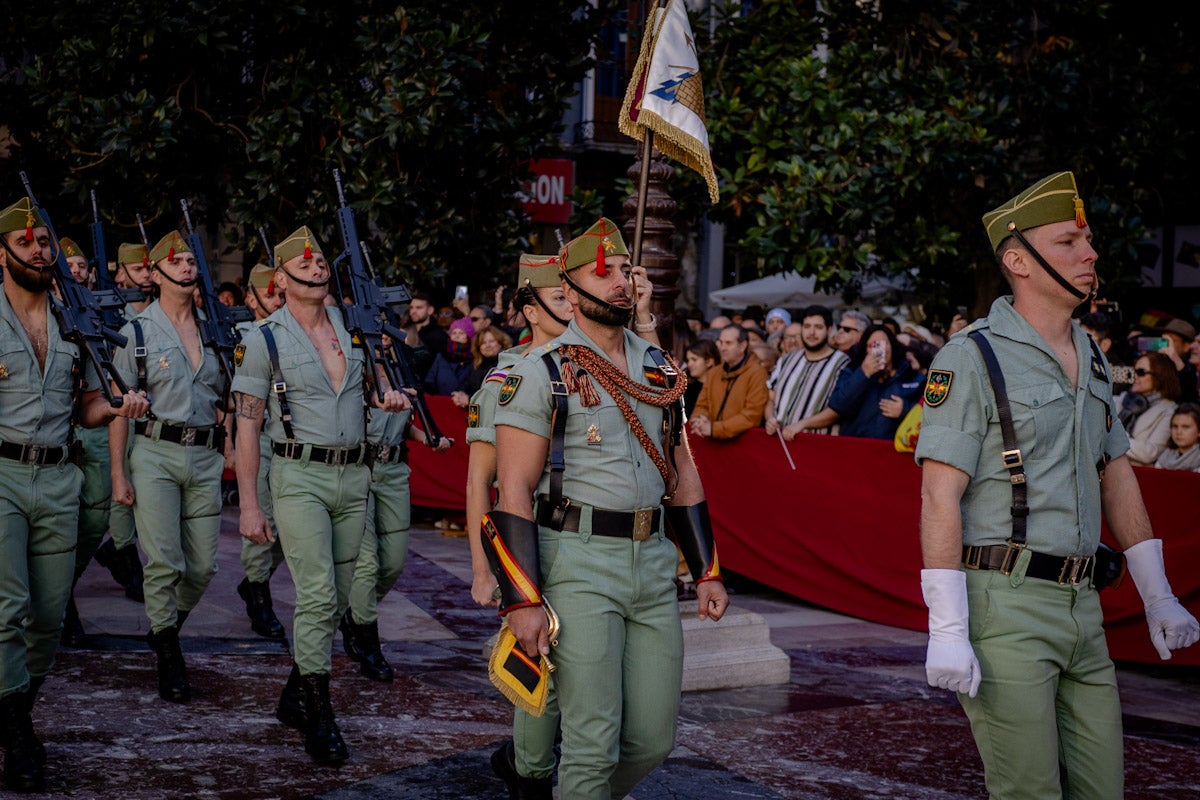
left=18, top=172, right=131, bottom=406
left=179, top=199, right=252, bottom=403
left=329, top=169, right=445, bottom=447
left=88, top=190, right=143, bottom=329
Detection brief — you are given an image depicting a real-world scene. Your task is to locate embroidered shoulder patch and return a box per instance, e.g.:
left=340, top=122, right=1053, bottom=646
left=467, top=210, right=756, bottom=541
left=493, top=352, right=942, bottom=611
left=924, top=369, right=953, bottom=407
left=233, top=343, right=246, bottom=368
left=1090, top=355, right=1108, bottom=381
left=468, top=403, right=480, bottom=427
left=643, top=368, right=667, bottom=388
left=497, top=375, right=522, bottom=405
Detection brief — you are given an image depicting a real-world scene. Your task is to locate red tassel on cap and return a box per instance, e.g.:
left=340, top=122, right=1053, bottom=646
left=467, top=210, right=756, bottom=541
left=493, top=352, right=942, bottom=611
left=266, top=279, right=275, bottom=294
left=142, top=254, right=149, bottom=267
left=595, top=241, right=607, bottom=276
left=1074, top=197, right=1086, bottom=228
left=24, top=210, right=34, bottom=243
left=304, top=237, right=312, bottom=259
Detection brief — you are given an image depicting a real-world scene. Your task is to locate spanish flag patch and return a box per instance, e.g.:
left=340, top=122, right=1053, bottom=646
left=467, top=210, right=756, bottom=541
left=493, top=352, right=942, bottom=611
left=643, top=369, right=667, bottom=388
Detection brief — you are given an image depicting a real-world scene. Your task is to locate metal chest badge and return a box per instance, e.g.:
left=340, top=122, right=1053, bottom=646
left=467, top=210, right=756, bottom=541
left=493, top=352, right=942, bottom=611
left=158, top=356, right=170, bottom=370
left=0, top=364, right=7, bottom=379
left=586, top=423, right=602, bottom=445
left=924, top=369, right=953, bottom=407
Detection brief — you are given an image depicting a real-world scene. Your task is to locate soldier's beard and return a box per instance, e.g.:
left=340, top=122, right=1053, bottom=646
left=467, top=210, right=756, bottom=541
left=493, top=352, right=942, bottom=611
left=577, top=294, right=633, bottom=328
left=6, top=261, right=54, bottom=293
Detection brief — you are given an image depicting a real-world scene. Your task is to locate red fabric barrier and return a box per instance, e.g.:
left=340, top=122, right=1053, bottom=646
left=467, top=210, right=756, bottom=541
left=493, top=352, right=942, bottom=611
left=408, top=396, right=1200, bottom=666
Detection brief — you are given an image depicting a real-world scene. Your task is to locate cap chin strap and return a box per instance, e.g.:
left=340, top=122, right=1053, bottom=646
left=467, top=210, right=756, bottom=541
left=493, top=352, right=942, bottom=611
left=525, top=281, right=570, bottom=329
left=153, top=263, right=198, bottom=288
left=1006, top=222, right=1090, bottom=301
left=279, top=267, right=329, bottom=288
left=0, top=235, right=57, bottom=274
left=560, top=270, right=632, bottom=323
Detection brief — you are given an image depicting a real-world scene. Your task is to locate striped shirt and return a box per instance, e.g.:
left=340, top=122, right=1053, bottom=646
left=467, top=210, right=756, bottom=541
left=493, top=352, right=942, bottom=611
left=768, top=348, right=850, bottom=433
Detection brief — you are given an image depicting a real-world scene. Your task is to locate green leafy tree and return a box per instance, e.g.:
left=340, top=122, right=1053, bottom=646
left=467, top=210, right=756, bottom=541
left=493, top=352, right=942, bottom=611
left=697, top=0, right=1200, bottom=317
left=0, top=1, right=604, bottom=291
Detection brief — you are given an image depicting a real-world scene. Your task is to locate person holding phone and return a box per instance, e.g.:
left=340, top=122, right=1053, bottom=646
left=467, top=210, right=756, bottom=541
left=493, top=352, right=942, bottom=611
left=1116, top=351, right=1181, bottom=466
left=826, top=323, right=923, bottom=440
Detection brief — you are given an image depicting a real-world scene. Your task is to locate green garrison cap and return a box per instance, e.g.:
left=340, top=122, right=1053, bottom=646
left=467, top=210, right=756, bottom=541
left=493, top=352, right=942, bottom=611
left=0, top=197, right=46, bottom=236
left=248, top=263, right=276, bottom=292
left=558, top=217, right=629, bottom=274
left=117, top=242, right=148, bottom=266
left=982, top=171, right=1088, bottom=252
left=149, top=231, right=191, bottom=265
left=517, top=253, right=562, bottom=289
left=274, top=226, right=324, bottom=266
left=60, top=237, right=84, bottom=260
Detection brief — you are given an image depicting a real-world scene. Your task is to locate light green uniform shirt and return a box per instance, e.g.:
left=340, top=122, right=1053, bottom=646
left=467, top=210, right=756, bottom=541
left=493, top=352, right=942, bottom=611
left=231, top=305, right=366, bottom=446
left=915, top=296, right=1129, bottom=557
left=112, top=301, right=222, bottom=428
left=0, top=292, right=93, bottom=446
left=465, top=346, right=524, bottom=446
left=367, top=406, right=413, bottom=446
left=494, top=322, right=670, bottom=511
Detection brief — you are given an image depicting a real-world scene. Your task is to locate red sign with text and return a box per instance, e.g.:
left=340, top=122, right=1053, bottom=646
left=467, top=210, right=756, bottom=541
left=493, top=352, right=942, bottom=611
left=522, top=159, right=574, bottom=224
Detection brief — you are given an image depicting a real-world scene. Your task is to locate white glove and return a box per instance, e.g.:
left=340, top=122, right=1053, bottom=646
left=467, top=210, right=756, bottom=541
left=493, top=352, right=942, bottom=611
left=921, top=568, right=981, bottom=697
left=1124, top=538, right=1200, bottom=660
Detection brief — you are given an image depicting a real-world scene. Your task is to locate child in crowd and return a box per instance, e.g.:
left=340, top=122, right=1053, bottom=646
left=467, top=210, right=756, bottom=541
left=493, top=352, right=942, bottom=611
left=1154, top=402, right=1200, bottom=471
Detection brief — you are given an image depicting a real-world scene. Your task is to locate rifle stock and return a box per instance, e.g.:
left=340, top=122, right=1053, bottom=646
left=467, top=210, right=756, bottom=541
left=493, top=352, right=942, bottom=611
left=330, top=169, right=445, bottom=447
left=17, top=173, right=130, bottom=407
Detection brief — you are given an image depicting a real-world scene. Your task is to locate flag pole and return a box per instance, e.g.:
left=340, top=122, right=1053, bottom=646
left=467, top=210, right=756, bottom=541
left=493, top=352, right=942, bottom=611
left=630, top=0, right=669, bottom=267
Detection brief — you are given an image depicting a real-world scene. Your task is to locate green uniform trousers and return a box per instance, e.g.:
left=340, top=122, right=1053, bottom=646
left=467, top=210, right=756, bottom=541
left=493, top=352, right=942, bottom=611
left=348, top=460, right=411, bottom=623
left=269, top=458, right=369, bottom=675
left=128, top=437, right=223, bottom=633
left=541, top=524, right=682, bottom=800
left=74, top=425, right=111, bottom=577
left=239, top=446, right=283, bottom=583
left=963, top=568, right=1122, bottom=800
left=0, top=460, right=82, bottom=696
left=514, top=688, right=560, bottom=780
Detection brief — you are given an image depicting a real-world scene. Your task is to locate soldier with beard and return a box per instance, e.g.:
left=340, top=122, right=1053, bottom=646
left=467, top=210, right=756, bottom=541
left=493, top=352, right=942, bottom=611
left=109, top=231, right=229, bottom=705
left=0, top=197, right=148, bottom=792
left=490, top=218, right=729, bottom=799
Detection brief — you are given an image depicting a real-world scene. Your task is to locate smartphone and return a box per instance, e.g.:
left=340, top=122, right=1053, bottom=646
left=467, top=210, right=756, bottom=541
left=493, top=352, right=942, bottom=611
left=454, top=284, right=468, bottom=301
left=1136, top=336, right=1168, bottom=353
left=955, top=305, right=969, bottom=319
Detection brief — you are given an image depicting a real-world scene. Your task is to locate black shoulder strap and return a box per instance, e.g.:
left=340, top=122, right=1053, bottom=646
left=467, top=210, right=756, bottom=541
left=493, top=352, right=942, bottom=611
left=967, top=331, right=1028, bottom=544
left=131, top=319, right=148, bottom=394
left=261, top=326, right=296, bottom=442
left=647, top=347, right=684, bottom=485
left=541, top=351, right=570, bottom=530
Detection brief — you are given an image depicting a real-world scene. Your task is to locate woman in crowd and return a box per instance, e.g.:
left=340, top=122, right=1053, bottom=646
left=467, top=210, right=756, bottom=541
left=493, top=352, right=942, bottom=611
left=1118, top=351, right=1181, bottom=466
left=828, top=323, right=924, bottom=440
left=684, top=338, right=719, bottom=418
left=424, top=317, right=475, bottom=396
left=1154, top=402, right=1200, bottom=471
left=453, top=326, right=512, bottom=408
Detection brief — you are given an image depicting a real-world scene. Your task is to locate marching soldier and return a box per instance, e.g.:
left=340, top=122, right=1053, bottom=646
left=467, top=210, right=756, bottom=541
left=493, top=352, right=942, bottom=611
left=91, top=242, right=152, bottom=602
left=917, top=172, right=1200, bottom=797
left=234, top=263, right=287, bottom=639
left=109, top=231, right=229, bottom=704
left=490, top=218, right=728, bottom=799
left=232, top=226, right=409, bottom=765
left=0, top=197, right=147, bottom=792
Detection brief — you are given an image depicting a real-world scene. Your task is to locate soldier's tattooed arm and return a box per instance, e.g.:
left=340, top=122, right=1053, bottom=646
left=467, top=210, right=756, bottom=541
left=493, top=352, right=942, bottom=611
left=235, top=392, right=266, bottom=425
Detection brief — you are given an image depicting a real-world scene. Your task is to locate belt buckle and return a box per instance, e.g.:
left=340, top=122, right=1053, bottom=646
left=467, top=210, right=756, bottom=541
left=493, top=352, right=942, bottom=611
left=324, top=447, right=341, bottom=466
left=377, top=445, right=392, bottom=463
left=999, top=541, right=1025, bottom=575
left=23, top=444, right=43, bottom=465
left=631, top=508, right=654, bottom=542
left=963, top=546, right=984, bottom=570
left=282, top=441, right=300, bottom=460
left=181, top=427, right=197, bottom=446
left=1059, top=555, right=1090, bottom=586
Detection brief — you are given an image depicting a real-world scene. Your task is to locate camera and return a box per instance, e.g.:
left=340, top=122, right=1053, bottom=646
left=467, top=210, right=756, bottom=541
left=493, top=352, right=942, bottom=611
left=1136, top=337, right=1168, bottom=353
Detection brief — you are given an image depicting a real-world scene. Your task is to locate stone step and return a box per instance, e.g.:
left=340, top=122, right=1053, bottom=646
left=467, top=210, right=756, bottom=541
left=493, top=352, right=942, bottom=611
left=680, top=602, right=791, bottom=692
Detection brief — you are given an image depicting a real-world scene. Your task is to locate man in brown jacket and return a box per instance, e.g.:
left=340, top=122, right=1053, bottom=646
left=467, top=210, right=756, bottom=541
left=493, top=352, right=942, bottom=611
left=689, top=324, right=769, bottom=439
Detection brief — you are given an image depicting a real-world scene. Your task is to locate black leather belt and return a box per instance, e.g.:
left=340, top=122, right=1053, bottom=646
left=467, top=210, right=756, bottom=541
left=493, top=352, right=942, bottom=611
left=135, top=421, right=225, bottom=450
left=0, top=440, right=68, bottom=466
left=368, top=443, right=408, bottom=465
left=273, top=441, right=365, bottom=466
left=536, top=497, right=661, bottom=541
left=963, top=544, right=1094, bottom=586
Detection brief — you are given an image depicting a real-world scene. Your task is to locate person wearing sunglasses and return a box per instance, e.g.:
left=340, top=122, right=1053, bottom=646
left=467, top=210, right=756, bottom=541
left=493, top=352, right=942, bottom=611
left=832, top=309, right=870, bottom=353
left=1117, top=351, right=1181, bottom=467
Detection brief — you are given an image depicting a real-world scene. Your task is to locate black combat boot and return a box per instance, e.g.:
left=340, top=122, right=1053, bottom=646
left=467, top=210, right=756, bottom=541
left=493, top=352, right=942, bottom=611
left=299, top=673, right=348, bottom=766
left=338, top=608, right=363, bottom=661
left=490, top=738, right=553, bottom=800
left=146, top=626, right=191, bottom=703
left=61, top=590, right=87, bottom=647
left=237, top=578, right=285, bottom=639
left=25, top=676, right=46, bottom=766
left=339, top=608, right=394, bottom=681
left=94, top=539, right=144, bottom=601
left=275, top=663, right=307, bottom=730
left=0, top=691, right=44, bottom=792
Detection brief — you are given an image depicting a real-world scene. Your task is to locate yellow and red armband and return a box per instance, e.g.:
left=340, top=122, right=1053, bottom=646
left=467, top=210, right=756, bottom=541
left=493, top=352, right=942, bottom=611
left=481, top=510, right=543, bottom=613
left=665, top=501, right=722, bottom=584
